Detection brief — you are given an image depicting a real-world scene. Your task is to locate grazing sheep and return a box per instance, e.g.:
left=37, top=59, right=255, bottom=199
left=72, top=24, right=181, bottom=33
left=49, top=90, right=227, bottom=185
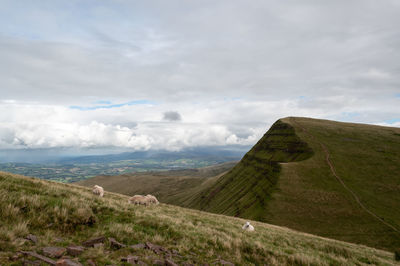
left=146, top=194, right=159, bottom=205
left=242, top=221, right=254, bottom=231
left=129, top=195, right=150, bottom=206
left=92, top=185, right=104, bottom=197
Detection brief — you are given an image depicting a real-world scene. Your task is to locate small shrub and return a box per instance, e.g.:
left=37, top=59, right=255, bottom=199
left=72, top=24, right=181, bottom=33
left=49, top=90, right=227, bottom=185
left=395, top=248, right=400, bottom=261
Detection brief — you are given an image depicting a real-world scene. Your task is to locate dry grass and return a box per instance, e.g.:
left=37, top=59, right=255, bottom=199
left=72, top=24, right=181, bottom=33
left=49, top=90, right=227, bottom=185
left=0, top=171, right=397, bottom=265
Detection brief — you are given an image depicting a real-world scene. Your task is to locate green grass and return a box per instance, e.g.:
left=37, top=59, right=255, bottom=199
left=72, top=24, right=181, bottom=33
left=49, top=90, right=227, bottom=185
left=170, top=117, right=400, bottom=252
left=0, top=172, right=397, bottom=265
left=76, top=117, right=400, bottom=252
left=178, top=120, right=314, bottom=221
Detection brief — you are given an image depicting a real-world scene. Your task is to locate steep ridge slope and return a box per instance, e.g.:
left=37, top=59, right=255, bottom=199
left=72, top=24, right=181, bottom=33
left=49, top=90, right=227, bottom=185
left=178, top=119, right=314, bottom=221
left=181, top=117, right=400, bottom=251
left=266, top=117, right=400, bottom=251
left=0, top=172, right=397, bottom=265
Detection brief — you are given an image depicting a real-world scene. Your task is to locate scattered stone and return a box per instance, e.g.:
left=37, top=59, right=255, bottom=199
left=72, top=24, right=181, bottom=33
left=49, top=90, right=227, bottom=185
left=42, top=247, right=67, bottom=258
left=22, top=259, right=41, bottom=265
left=145, top=242, right=166, bottom=254
left=54, top=237, right=64, bottom=243
left=165, top=258, right=178, bottom=266
left=56, top=258, right=83, bottom=266
left=121, top=255, right=139, bottom=264
left=66, top=246, right=85, bottom=256
left=153, top=259, right=164, bottom=265
left=93, top=243, right=104, bottom=248
left=212, top=259, right=234, bottom=266
left=25, top=234, right=38, bottom=244
left=108, top=237, right=126, bottom=249
left=82, top=236, right=105, bottom=247
left=130, top=243, right=146, bottom=250
left=136, top=261, right=147, bottom=266
left=164, top=253, right=172, bottom=259
left=86, top=259, right=96, bottom=266
left=21, top=251, right=57, bottom=265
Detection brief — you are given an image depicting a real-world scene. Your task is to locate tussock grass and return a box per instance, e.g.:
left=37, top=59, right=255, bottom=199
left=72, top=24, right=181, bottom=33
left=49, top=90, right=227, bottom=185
left=0, top=172, right=397, bottom=265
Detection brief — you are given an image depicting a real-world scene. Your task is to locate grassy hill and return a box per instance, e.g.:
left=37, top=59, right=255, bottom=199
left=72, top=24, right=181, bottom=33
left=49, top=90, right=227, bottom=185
left=0, top=171, right=398, bottom=265
left=77, top=162, right=236, bottom=204
left=178, top=117, right=400, bottom=251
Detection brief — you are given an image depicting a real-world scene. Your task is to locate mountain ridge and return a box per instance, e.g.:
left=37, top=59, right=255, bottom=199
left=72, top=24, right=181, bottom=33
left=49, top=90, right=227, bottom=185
left=81, top=117, right=400, bottom=251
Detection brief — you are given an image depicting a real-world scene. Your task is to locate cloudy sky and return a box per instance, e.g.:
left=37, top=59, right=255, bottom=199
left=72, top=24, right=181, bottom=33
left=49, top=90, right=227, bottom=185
left=0, top=0, right=399, bottom=153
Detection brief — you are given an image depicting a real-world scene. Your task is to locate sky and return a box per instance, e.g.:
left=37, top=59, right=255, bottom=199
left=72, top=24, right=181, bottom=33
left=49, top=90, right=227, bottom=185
left=0, top=0, right=399, bottom=154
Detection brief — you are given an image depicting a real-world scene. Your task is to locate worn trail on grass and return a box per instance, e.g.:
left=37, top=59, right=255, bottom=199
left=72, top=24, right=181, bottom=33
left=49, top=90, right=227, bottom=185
left=291, top=118, right=400, bottom=235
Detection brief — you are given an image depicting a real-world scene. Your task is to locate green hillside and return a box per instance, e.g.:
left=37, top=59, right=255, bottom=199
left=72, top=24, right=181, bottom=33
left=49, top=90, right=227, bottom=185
left=178, top=117, right=400, bottom=251
left=177, top=119, right=314, bottom=220
left=0, top=172, right=398, bottom=265
left=77, top=162, right=236, bottom=203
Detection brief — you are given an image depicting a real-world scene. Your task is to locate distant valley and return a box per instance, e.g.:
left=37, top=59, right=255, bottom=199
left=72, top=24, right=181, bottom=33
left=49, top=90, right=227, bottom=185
left=0, top=147, right=246, bottom=183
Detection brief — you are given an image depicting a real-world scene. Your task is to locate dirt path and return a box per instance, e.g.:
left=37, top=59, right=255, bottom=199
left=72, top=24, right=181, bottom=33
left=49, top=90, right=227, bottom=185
left=291, top=119, right=400, bottom=235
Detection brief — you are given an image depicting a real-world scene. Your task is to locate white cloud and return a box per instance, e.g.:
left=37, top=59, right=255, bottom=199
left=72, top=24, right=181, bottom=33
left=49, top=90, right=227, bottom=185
left=0, top=1, right=399, bottom=153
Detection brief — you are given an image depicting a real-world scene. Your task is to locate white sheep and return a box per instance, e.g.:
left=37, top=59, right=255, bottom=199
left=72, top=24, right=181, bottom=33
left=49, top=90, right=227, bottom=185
left=146, top=194, right=159, bottom=205
left=242, top=221, right=254, bottom=231
left=128, top=194, right=160, bottom=206
left=129, top=195, right=150, bottom=206
left=92, top=185, right=104, bottom=197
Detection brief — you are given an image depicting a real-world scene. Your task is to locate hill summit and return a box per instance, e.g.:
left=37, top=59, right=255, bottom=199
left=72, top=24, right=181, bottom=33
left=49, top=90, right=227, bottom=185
left=175, top=117, right=400, bottom=251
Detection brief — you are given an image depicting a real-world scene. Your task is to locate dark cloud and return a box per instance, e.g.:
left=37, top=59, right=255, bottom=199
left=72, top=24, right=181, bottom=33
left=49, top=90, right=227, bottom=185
left=163, top=111, right=182, bottom=121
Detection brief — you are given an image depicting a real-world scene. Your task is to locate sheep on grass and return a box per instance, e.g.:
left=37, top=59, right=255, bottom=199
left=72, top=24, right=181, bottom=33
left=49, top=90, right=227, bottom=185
left=129, top=194, right=159, bottom=206
left=146, top=194, right=159, bottom=205
left=242, top=222, right=254, bottom=231
left=92, top=185, right=104, bottom=197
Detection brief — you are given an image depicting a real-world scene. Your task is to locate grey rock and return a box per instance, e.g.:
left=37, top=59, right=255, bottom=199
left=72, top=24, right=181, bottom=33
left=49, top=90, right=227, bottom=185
left=153, top=259, right=164, bottom=265
left=42, top=247, right=67, bottom=259
left=66, top=246, right=85, bottom=256
left=21, top=251, right=57, bottom=265
left=145, top=242, right=166, bottom=254
left=82, top=236, right=105, bottom=247
left=108, top=237, right=126, bottom=249
left=25, top=234, right=38, bottom=244
left=216, top=259, right=234, bottom=266
left=86, top=259, right=96, bottom=266
left=130, top=243, right=146, bottom=250
left=165, top=258, right=178, bottom=266
left=56, top=258, right=83, bottom=266
left=22, top=260, right=41, bottom=265
left=121, top=255, right=139, bottom=264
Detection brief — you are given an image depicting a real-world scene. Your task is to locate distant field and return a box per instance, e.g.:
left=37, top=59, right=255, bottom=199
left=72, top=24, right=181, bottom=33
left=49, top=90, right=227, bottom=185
left=77, top=162, right=236, bottom=203
left=0, top=171, right=397, bottom=265
left=0, top=157, right=238, bottom=183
